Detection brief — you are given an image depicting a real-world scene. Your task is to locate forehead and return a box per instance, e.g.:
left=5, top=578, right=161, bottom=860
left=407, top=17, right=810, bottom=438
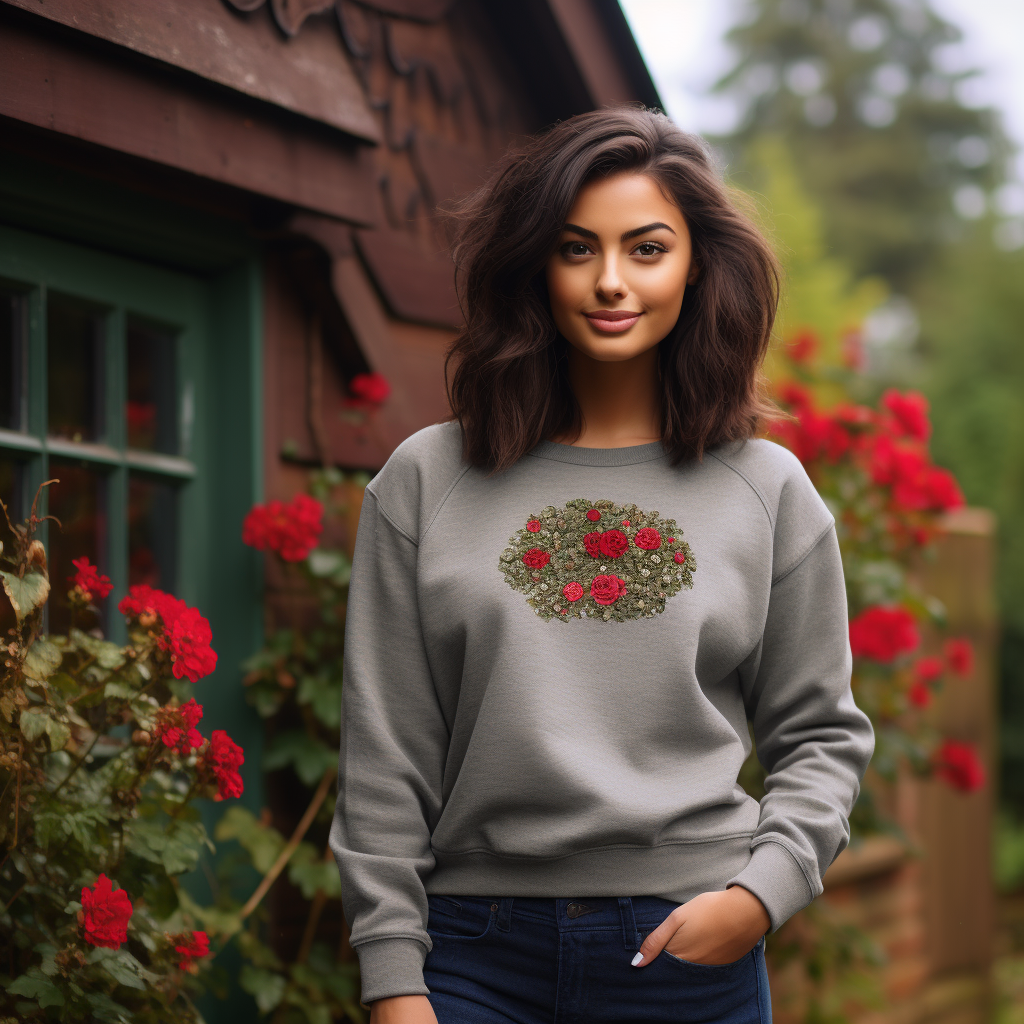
left=564, top=171, right=685, bottom=230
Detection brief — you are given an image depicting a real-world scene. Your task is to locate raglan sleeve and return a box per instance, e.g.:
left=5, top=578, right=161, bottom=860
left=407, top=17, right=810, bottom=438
left=727, top=457, right=875, bottom=931
left=329, top=483, right=448, bottom=1004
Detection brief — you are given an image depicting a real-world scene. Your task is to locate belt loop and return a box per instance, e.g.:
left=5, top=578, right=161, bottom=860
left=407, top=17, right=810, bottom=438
left=497, top=897, right=513, bottom=932
left=618, top=897, right=639, bottom=951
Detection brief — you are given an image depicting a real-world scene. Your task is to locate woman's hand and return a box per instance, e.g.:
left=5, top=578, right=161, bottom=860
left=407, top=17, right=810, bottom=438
left=633, top=886, right=771, bottom=967
left=369, top=995, right=438, bottom=1024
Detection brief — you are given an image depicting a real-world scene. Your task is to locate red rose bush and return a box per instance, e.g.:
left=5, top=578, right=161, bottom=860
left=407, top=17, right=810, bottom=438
left=1, top=486, right=243, bottom=1021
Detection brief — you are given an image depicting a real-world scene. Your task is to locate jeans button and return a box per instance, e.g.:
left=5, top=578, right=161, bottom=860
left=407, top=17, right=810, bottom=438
left=567, top=902, right=582, bottom=918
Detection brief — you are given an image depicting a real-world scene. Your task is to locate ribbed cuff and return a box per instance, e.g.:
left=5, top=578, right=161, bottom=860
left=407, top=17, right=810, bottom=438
left=355, top=937, right=430, bottom=1004
left=727, top=842, right=815, bottom=932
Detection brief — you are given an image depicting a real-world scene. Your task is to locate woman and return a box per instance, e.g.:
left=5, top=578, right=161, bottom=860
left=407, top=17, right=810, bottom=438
left=330, top=107, right=874, bottom=1024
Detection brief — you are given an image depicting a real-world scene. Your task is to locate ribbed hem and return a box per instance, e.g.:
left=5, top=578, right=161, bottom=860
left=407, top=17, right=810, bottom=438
left=427, top=835, right=754, bottom=902
left=727, top=842, right=815, bottom=931
left=354, top=936, right=429, bottom=1005
left=527, top=439, right=668, bottom=467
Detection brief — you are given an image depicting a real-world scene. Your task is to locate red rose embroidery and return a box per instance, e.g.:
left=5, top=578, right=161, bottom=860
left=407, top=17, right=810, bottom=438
left=634, top=528, right=662, bottom=550
left=674, top=551, right=687, bottom=564
left=583, top=532, right=603, bottom=558
left=598, top=530, right=628, bottom=558
left=667, top=537, right=674, bottom=543
left=622, top=520, right=630, bottom=528
left=522, top=548, right=550, bottom=569
left=586, top=509, right=601, bottom=521
left=562, top=581, right=584, bottom=603
left=591, top=574, right=627, bottom=606
left=526, top=520, right=541, bottom=533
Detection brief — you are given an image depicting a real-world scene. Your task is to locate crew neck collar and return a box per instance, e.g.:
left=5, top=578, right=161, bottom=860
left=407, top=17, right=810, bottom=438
left=527, top=439, right=669, bottom=467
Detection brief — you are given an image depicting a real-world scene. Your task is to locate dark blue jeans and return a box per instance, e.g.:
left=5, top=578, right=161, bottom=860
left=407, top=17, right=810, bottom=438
left=424, top=895, right=771, bottom=1024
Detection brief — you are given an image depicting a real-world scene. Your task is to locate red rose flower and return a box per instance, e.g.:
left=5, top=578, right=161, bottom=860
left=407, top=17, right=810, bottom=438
left=70, top=557, right=113, bottom=602
left=944, top=638, right=974, bottom=677
left=348, top=371, right=391, bottom=405
left=81, top=874, right=133, bottom=949
left=522, top=548, right=550, bottom=569
left=586, top=509, right=601, bottom=522
left=666, top=537, right=674, bottom=544
left=925, top=468, right=964, bottom=511
left=598, top=530, right=628, bottom=558
left=634, top=528, right=662, bottom=550
left=933, top=739, right=985, bottom=792
left=882, top=389, right=931, bottom=442
left=174, top=930, right=211, bottom=972
left=786, top=329, right=818, bottom=364
left=674, top=551, right=687, bottom=564
left=778, top=382, right=812, bottom=410
left=590, top=574, right=627, bottom=606
left=154, top=698, right=205, bottom=755
left=583, top=532, right=603, bottom=558
left=913, top=656, right=944, bottom=685
left=849, top=606, right=920, bottom=662
left=162, top=607, right=218, bottom=683
left=242, top=493, right=323, bottom=562
left=562, top=581, right=584, bottom=603
left=908, top=679, right=932, bottom=708
left=526, top=520, right=541, bottom=533
left=203, top=729, right=244, bottom=800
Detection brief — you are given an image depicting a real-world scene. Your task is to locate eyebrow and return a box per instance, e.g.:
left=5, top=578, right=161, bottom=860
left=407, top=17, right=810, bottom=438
left=563, top=221, right=676, bottom=242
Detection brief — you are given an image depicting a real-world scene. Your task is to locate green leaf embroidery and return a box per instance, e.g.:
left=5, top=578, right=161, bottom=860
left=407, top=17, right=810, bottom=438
left=1, top=569, right=50, bottom=622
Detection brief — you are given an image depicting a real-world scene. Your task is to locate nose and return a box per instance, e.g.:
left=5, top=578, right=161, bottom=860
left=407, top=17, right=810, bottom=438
left=595, top=253, right=627, bottom=301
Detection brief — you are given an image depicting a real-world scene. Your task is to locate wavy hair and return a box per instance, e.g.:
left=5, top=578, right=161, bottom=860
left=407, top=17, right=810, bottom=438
left=444, top=107, right=780, bottom=472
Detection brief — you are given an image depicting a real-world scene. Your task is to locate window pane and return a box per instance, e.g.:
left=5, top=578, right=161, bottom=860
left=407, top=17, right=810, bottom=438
left=48, top=292, right=106, bottom=443
left=47, top=458, right=107, bottom=635
left=0, top=284, right=28, bottom=431
left=129, top=474, right=178, bottom=592
left=127, top=319, right=178, bottom=454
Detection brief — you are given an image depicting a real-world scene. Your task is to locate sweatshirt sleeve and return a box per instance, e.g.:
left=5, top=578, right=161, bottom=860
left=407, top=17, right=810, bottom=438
left=727, top=523, right=875, bottom=931
left=329, top=487, right=448, bottom=1003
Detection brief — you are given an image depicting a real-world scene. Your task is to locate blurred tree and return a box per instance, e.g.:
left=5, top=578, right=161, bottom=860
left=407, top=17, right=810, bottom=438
left=713, top=0, right=1011, bottom=291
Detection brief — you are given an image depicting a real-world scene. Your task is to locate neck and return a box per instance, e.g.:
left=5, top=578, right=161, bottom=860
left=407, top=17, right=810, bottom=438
left=556, top=345, right=662, bottom=449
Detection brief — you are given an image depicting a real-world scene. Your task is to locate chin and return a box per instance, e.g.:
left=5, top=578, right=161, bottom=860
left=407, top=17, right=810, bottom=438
left=572, top=335, right=660, bottom=363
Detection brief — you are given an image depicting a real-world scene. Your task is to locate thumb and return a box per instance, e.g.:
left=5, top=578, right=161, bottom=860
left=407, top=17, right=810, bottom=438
left=631, top=908, right=685, bottom=967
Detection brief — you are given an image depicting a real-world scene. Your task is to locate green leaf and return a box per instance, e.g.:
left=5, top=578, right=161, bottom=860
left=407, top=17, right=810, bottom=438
left=44, top=716, right=71, bottom=751
left=1, top=569, right=49, bottom=622
left=23, top=638, right=63, bottom=681
left=71, top=629, right=126, bottom=670
left=297, top=674, right=343, bottom=729
left=86, top=991, right=133, bottom=1024
left=214, top=806, right=285, bottom=873
left=239, top=965, right=287, bottom=1013
left=265, top=731, right=337, bottom=786
left=126, top=817, right=210, bottom=875
left=88, top=948, right=153, bottom=990
left=288, top=844, right=342, bottom=899
left=104, top=681, right=135, bottom=700
left=8, top=967, right=64, bottom=1006
left=48, top=671, right=78, bottom=695
left=19, top=706, right=49, bottom=743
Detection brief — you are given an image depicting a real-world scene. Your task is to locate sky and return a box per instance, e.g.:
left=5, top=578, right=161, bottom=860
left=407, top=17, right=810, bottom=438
left=620, top=0, right=1024, bottom=175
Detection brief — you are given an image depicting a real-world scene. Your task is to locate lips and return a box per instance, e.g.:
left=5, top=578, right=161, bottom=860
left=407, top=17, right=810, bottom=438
left=583, top=309, right=643, bottom=333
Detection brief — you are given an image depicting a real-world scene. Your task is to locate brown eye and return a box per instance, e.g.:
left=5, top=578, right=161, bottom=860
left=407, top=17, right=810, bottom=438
left=634, top=242, right=666, bottom=257
left=562, top=242, right=592, bottom=258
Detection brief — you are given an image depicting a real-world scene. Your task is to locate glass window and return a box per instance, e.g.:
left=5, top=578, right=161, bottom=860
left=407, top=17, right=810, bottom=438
left=127, top=318, right=178, bottom=454
left=129, top=473, right=178, bottom=591
left=1, top=284, right=28, bottom=431
left=47, top=291, right=106, bottom=444
left=47, top=458, right=107, bottom=634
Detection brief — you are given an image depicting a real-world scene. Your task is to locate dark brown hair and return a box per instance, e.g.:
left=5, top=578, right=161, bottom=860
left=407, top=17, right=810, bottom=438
left=445, top=106, right=780, bottom=472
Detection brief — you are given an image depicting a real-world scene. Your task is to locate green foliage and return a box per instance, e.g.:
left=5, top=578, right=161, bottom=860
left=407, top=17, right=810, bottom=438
left=715, top=0, right=1010, bottom=289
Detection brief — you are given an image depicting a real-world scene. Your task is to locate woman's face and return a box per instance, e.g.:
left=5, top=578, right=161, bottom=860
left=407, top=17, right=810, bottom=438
left=545, top=171, right=697, bottom=363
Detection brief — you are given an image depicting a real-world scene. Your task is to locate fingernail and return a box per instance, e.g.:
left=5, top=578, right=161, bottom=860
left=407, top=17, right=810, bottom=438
left=631, top=952, right=644, bottom=966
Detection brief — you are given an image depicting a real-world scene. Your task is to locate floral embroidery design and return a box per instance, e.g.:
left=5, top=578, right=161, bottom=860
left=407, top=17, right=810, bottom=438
left=499, top=498, right=696, bottom=622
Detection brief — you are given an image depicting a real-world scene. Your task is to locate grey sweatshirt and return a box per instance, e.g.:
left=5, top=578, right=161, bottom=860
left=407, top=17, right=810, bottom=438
left=330, top=423, right=874, bottom=1003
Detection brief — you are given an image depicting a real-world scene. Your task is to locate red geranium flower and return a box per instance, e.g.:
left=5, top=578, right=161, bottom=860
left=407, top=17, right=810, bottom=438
left=913, top=656, right=944, bottom=685
left=202, top=730, right=244, bottom=801
left=882, top=389, right=931, bottom=442
left=242, top=494, right=323, bottom=562
left=118, top=584, right=187, bottom=628
left=849, top=606, right=920, bottom=662
left=522, top=548, right=550, bottom=569
left=633, top=528, right=662, bottom=550
left=908, top=679, right=932, bottom=708
left=154, top=698, right=205, bottom=756
left=526, top=520, right=541, bottom=533
left=81, top=874, right=132, bottom=949
left=174, top=930, right=211, bottom=972
left=591, top=574, right=627, bottom=606
left=598, top=529, right=628, bottom=558
left=787, top=329, right=818, bottom=364
left=69, top=557, right=113, bottom=602
left=933, top=739, right=985, bottom=792
left=778, top=382, right=812, bottom=410
left=162, top=607, right=218, bottom=683
left=586, top=509, right=601, bottom=522
left=583, top=532, right=603, bottom=558
left=562, top=581, right=584, bottom=603
left=674, top=551, right=687, bottom=564
left=348, top=371, right=390, bottom=405
left=944, top=638, right=974, bottom=677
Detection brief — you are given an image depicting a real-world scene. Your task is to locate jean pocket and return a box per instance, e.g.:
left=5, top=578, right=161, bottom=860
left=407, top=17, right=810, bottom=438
left=660, top=937, right=762, bottom=970
left=426, top=895, right=497, bottom=940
